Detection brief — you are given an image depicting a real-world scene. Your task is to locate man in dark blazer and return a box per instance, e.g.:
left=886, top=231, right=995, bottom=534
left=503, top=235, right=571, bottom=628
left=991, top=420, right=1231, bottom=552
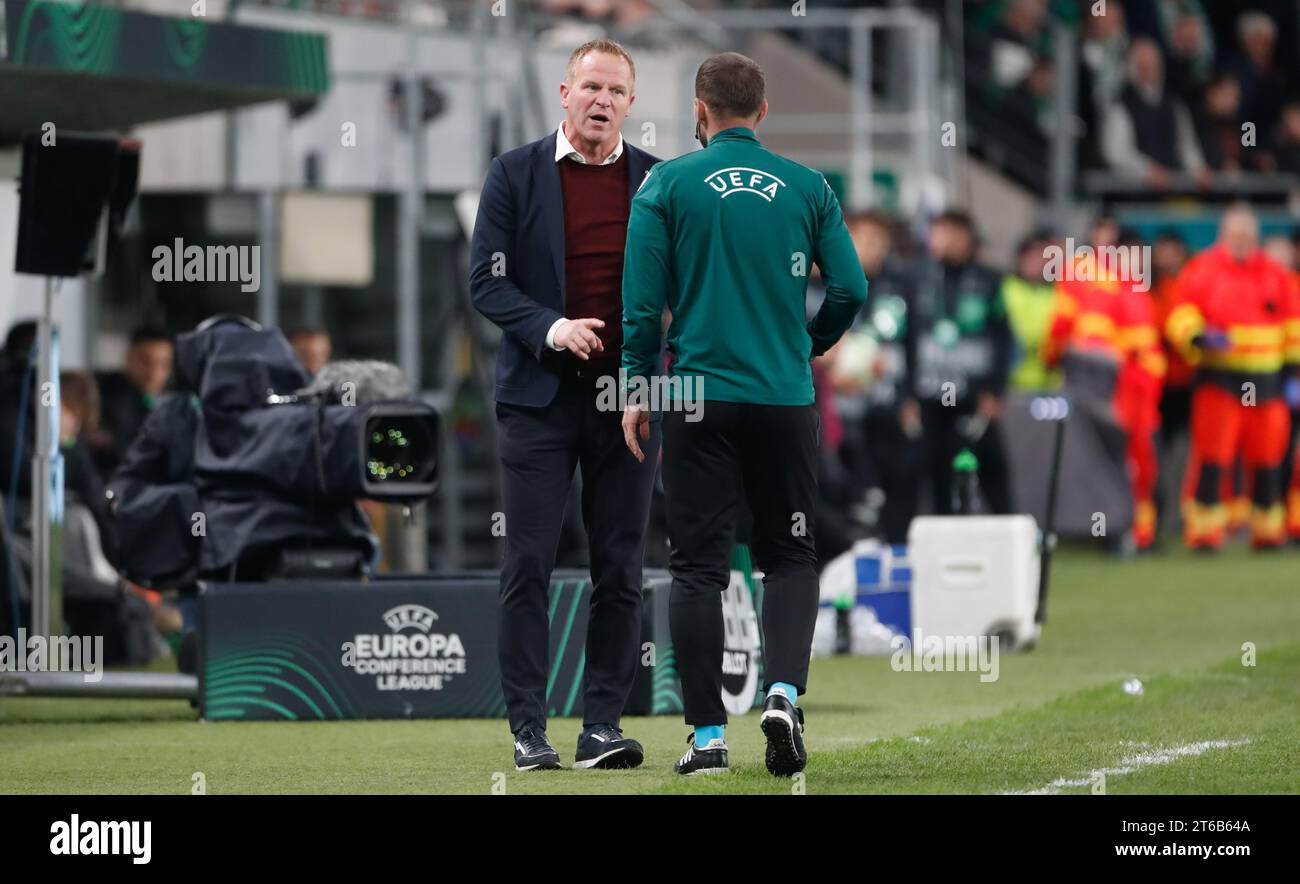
left=469, top=39, right=661, bottom=772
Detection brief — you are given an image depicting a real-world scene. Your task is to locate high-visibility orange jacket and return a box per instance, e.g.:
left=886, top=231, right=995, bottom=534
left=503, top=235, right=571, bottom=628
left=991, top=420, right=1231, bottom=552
left=1117, top=277, right=1167, bottom=393
left=1044, top=256, right=1127, bottom=368
left=1153, top=275, right=1194, bottom=388
left=1165, top=245, right=1300, bottom=396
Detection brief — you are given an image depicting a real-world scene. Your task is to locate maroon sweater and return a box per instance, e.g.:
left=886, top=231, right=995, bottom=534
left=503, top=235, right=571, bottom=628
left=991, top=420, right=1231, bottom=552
left=558, top=151, right=630, bottom=368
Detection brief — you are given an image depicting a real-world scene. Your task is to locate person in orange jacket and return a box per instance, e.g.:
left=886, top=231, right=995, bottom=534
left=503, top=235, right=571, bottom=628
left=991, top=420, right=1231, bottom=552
left=1262, top=234, right=1300, bottom=541
left=1290, top=411, right=1300, bottom=541
left=1113, top=230, right=1166, bottom=550
left=1043, top=222, right=1128, bottom=371
left=1043, top=222, right=1164, bottom=549
left=1165, top=203, right=1300, bottom=550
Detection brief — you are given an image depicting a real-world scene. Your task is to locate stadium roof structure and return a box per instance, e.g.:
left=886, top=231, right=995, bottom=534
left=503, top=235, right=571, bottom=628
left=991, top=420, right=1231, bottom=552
left=0, top=0, right=329, bottom=144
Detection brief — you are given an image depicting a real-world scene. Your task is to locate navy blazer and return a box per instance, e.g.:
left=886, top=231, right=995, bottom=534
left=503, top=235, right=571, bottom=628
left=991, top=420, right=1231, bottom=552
left=469, top=131, right=660, bottom=408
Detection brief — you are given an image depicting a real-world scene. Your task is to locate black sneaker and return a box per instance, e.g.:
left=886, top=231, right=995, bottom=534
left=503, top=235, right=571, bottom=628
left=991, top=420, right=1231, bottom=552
left=760, top=692, right=807, bottom=777
left=574, top=723, right=645, bottom=770
left=673, top=733, right=729, bottom=775
left=513, top=725, right=562, bottom=771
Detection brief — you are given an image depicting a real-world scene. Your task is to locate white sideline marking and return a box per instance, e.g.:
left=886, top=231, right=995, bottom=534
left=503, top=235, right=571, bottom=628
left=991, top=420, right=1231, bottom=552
left=1001, top=739, right=1252, bottom=795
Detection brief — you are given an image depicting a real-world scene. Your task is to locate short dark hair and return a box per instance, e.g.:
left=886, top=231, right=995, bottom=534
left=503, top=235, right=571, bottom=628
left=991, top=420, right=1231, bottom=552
left=1015, top=231, right=1047, bottom=257
left=846, top=209, right=894, bottom=232
left=3, top=320, right=37, bottom=358
left=1116, top=228, right=1146, bottom=249
left=129, top=325, right=171, bottom=349
left=1208, top=70, right=1239, bottom=91
left=695, top=52, right=765, bottom=120
left=933, top=209, right=975, bottom=233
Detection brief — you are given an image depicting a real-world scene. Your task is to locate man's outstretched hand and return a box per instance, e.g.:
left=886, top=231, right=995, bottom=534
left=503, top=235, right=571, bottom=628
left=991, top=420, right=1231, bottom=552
left=554, top=318, right=605, bottom=360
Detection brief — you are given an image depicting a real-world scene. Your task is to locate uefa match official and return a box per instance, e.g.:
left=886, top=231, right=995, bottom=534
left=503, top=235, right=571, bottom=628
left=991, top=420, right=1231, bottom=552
left=469, top=40, right=661, bottom=772
left=620, top=53, right=867, bottom=777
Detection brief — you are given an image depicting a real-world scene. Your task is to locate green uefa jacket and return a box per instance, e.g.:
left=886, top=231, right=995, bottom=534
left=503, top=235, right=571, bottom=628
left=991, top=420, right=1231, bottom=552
left=621, top=127, right=868, bottom=405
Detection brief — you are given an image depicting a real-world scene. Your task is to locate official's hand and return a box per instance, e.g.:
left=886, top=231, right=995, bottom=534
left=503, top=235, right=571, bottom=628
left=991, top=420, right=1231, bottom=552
left=622, top=405, right=650, bottom=462
left=554, top=318, right=605, bottom=360
left=1285, top=375, right=1300, bottom=410
left=1192, top=326, right=1231, bottom=352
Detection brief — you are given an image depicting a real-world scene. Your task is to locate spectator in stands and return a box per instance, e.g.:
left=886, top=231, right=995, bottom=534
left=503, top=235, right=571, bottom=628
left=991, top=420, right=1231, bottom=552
left=1270, top=101, right=1300, bottom=176
left=1156, top=1, right=1215, bottom=106
left=1229, top=11, right=1290, bottom=138
left=1002, top=231, right=1062, bottom=393
left=989, top=0, right=1052, bottom=92
left=1195, top=72, right=1249, bottom=173
left=89, top=326, right=172, bottom=482
left=1081, top=0, right=1130, bottom=115
left=1102, top=37, right=1209, bottom=189
left=289, top=327, right=332, bottom=377
left=1007, top=56, right=1057, bottom=134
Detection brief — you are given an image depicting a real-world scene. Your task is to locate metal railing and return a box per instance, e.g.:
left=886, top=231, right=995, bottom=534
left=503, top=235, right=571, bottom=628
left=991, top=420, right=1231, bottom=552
left=630, top=5, right=950, bottom=212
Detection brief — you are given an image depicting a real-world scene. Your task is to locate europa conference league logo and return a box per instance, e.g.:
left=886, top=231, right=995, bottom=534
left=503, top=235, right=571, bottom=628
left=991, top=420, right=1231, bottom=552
left=720, top=570, right=761, bottom=714
left=347, top=604, right=467, bottom=691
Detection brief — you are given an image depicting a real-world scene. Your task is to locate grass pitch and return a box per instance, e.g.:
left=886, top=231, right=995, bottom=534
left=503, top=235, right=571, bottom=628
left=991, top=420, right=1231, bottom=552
left=1, top=545, right=1296, bottom=794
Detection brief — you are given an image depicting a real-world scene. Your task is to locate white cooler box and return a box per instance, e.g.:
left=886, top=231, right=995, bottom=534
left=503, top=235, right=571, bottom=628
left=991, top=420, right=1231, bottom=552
left=907, top=515, right=1043, bottom=651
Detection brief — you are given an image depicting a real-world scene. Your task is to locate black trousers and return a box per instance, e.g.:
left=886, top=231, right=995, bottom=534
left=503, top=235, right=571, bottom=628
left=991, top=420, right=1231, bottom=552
left=661, top=402, right=820, bottom=726
left=495, top=370, right=660, bottom=735
left=919, top=399, right=1012, bottom=515
left=856, top=405, right=923, bottom=544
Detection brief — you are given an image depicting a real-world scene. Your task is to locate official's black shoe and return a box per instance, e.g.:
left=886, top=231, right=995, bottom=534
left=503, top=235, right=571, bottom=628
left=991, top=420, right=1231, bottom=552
left=513, top=725, right=562, bottom=771
left=760, top=692, right=807, bottom=777
left=673, top=733, right=729, bottom=775
left=573, top=723, right=644, bottom=770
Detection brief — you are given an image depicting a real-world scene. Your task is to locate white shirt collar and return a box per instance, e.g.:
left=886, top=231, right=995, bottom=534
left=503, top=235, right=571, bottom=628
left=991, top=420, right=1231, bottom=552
left=555, top=122, right=624, bottom=165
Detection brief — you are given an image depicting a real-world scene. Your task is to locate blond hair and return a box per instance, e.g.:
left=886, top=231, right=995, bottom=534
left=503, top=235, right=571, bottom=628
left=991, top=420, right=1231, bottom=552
left=565, top=39, right=636, bottom=87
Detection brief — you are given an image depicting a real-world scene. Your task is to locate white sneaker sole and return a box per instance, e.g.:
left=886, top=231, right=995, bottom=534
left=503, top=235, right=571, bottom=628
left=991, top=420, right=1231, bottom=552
left=572, top=747, right=629, bottom=769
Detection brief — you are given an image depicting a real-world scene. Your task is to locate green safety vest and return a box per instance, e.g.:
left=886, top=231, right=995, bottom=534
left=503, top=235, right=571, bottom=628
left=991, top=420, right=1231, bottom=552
left=1001, top=274, right=1062, bottom=392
